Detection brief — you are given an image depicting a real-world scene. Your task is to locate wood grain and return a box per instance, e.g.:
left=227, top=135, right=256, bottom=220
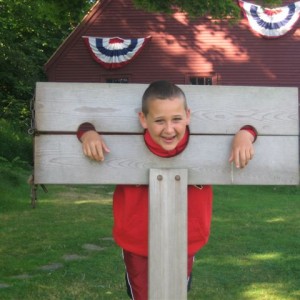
left=149, top=169, right=187, bottom=300
left=35, top=82, right=298, bottom=135
left=34, top=135, right=299, bottom=185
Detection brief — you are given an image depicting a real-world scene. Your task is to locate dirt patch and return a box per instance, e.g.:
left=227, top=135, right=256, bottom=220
left=82, top=244, right=105, bottom=251
left=63, top=254, right=86, bottom=261
left=10, top=274, right=33, bottom=279
left=100, top=237, right=114, bottom=241
left=39, top=263, right=64, bottom=271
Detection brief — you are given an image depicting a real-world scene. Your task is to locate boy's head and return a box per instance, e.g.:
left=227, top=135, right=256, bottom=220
left=139, top=80, right=190, bottom=151
left=141, top=80, right=188, bottom=115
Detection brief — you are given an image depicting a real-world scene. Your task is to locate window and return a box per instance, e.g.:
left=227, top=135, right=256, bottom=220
left=189, top=76, right=212, bottom=85
left=102, top=74, right=130, bottom=83
left=105, top=78, right=129, bottom=83
left=186, top=73, right=218, bottom=85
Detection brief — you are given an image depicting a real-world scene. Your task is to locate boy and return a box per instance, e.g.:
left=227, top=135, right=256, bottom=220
left=77, top=80, right=257, bottom=299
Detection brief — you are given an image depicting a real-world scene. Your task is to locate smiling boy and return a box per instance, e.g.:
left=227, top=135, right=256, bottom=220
left=77, top=80, right=256, bottom=299
left=138, top=82, right=190, bottom=153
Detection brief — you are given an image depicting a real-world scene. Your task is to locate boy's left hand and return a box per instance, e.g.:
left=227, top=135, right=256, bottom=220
left=229, top=130, right=255, bottom=169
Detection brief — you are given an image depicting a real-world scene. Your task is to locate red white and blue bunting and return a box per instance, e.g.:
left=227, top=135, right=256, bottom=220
left=83, top=36, right=152, bottom=69
left=239, top=1, right=300, bottom=38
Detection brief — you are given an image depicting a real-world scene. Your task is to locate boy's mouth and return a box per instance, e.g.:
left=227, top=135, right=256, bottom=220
left=161, top=135, right=176, bottom=143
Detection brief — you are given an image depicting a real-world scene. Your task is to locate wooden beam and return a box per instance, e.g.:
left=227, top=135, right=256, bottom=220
left=149, top=169, right=188, bottom=300
left=34, top=134, right=299, bottom=185
left=35, top=82, right=298, bottom=135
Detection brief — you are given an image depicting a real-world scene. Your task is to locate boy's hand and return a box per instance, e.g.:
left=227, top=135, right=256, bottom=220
left=229, top=130, right=255, bottom=169
left=80, top=130, right=110, bottom=162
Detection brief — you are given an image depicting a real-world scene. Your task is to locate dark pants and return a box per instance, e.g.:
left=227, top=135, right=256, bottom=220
left=123, top=249, right=194, bottom=300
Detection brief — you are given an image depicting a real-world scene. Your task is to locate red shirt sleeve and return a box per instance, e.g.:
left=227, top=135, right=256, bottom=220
left=240, top=125, right=258, bottom=142
left=76, top=122, right=96, bottom=141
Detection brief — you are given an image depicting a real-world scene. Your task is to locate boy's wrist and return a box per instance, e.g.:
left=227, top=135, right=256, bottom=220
left=77, top=122, right=96, bottom=141
left=240, top=125, right=257, bottom=143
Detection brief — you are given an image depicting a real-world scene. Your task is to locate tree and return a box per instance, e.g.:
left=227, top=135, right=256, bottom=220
left=133, top=0, right=283, bottom=20
left=0, top=0, right=97, bottom=128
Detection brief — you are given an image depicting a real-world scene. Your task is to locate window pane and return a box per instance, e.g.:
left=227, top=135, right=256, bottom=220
left=106, top=78, right=128, bottom=83
left=189, top=76, right=212, bottom=85
left=205, top=77, right=212, bottom=85
left=197, top=77, right=205, bottom=85
left=189, top=77, right=197, bottom=85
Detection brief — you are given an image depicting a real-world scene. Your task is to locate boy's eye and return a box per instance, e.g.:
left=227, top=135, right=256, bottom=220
left=173, top=117, right=182, bottom=122
left=155, top=119, right=164, bottom=124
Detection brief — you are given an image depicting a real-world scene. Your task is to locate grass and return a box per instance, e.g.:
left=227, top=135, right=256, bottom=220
left=190, top=186, right=300, bottom=300
left=0, top=165, right=299, bottom=299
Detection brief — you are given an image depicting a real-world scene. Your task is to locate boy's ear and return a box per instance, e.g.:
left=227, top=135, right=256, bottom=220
left=138, top=112, right=148, bottom=129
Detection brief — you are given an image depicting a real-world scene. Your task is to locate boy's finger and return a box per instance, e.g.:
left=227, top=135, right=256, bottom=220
left=102, top=141, right=111, bottom=153
left=239, top=151, right=249, bottom=168
left=229, top=150, right=240, bottom=168
left=83, top=144, right=91, bottom=158
left=93, top=144, right=104, bottom=161
left=83, top=143, right=101, bottom=161
left=228, top=152, right=234, bottom=163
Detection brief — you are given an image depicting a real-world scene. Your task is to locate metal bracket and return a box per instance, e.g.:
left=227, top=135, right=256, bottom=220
left=29, top=174, right=48, bottom=208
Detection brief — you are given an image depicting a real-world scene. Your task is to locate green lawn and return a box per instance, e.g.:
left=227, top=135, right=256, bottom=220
left=0, top=166, right=299, bottom=299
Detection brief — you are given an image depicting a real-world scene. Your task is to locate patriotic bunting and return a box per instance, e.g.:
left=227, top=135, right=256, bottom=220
left=83, top=36, right=152, bottom=69
left=239, top=1, right=300, bottom=38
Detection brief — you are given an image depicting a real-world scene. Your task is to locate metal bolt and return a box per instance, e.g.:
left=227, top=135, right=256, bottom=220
left=157, top=175, right=163, bottom=181
left=175, top=175, right=181, bottom=181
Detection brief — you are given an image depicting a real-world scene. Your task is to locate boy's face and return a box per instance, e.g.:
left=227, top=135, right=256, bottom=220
left=138, top=97, right=191, bottom=151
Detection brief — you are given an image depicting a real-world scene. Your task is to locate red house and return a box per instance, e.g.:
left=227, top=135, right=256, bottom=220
left=45, top=0, right=300, bottom=101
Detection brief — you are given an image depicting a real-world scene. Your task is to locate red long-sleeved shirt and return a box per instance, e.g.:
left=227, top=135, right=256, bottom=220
left=77, top=123, right=256, bottom=256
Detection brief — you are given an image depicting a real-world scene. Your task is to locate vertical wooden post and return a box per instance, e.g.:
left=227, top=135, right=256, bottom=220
left=149, top=169, right=188, bottom=300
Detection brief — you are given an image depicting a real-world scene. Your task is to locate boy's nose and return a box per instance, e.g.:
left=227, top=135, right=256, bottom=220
left=164, top=122, right=174, bottom=133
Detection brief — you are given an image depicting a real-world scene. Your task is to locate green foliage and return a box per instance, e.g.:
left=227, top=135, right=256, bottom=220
left=0, top=157, right=29, bottom=198
left=0, top=0, right=45, bottom=128
left=133, top=0, right=283, bottom=19
left=0, top=160, right=31, bottom=212
left=0, top=0, right=97, bottom=129
left=0, top=118, right=33, bottom=164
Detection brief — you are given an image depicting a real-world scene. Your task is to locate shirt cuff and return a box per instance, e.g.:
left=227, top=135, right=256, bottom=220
left=77, top=122, right=96, bottom=141
left=240, top=125, right=258, bottom=143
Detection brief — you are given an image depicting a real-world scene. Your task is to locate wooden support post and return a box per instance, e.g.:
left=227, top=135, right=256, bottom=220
left=149, top=169, right=188, bottom=300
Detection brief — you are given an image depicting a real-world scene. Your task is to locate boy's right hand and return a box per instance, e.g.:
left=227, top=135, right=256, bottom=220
left=80, top=130, right=110, bottom=162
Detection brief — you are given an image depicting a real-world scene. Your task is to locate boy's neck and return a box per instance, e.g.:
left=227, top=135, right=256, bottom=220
left=144, top=127, right=189, bottom=158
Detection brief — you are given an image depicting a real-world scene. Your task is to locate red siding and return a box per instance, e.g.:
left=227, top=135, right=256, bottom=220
left=45, top=0, right=300, bottom=91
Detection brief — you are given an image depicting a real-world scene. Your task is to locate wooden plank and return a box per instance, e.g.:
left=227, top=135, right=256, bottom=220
left=35, top=82, right=299, bottom=135
left=149, top=169, right=187, bottom=300
left=34, top=135, right=299, bottom=185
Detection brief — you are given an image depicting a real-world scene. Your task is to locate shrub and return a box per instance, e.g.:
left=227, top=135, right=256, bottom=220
left=0, top=118, right=33, bottom=165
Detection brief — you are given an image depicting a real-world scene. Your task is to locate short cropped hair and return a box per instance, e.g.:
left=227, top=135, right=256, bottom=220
left=142, top=80, right=187, bottom=115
